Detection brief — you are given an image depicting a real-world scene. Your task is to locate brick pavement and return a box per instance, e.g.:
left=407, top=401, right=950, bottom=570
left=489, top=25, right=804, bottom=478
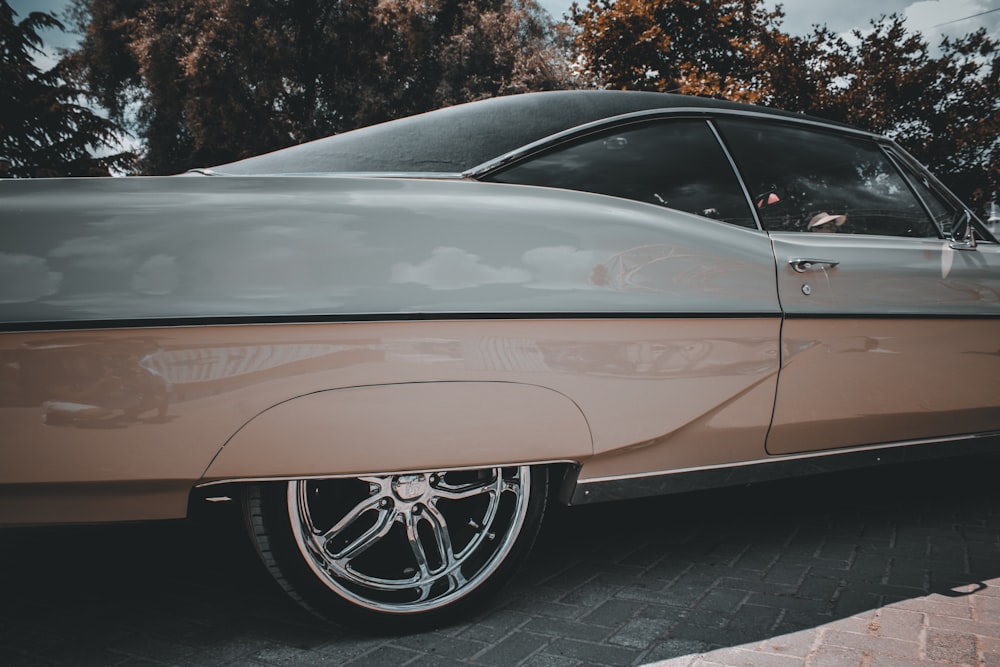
left=1, top=453, right=998, bottom=666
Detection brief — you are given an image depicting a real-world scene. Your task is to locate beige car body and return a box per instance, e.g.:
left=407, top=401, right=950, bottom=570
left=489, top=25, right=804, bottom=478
left=2, top=94, right=999, bottom=529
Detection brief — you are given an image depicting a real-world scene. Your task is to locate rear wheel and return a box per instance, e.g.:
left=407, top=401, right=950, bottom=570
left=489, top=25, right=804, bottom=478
left=244, top=466, right=547, bottom=631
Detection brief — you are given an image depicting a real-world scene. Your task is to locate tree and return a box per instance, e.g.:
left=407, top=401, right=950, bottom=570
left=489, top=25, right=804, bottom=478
left=68, top=0, right=574, bottom=175
left=570, top=0, right=787, bottom=101
left=571, top=1, right=999, bottom=208
left=0, top=0, right=132, bottom=177
left=788, top=17, right=1000, bottom=208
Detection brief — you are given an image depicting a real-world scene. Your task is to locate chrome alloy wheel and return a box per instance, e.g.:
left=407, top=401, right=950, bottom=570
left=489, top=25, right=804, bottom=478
left=288, top=467, right=531, bottom=614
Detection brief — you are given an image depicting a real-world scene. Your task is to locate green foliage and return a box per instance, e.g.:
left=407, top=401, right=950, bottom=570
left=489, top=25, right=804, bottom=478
left=68, top=0, right=574, bottom=175
left=0, top=0, right=133, bottom=177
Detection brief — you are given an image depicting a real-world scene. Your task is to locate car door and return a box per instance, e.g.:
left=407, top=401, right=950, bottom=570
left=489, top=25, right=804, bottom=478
left=717, top=117, right=1000, bottom=454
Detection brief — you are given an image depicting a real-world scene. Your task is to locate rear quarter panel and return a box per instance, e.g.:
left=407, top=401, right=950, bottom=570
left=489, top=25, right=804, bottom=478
left=0, top=176, right=780, bottom=523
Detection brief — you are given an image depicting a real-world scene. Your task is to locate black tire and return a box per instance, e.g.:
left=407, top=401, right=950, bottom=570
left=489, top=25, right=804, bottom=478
left=243, top=466, right=547, bottom=632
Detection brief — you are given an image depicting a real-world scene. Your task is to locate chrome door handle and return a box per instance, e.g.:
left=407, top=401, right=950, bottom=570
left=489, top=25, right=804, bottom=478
left=788, top=258, right=840, bottom=273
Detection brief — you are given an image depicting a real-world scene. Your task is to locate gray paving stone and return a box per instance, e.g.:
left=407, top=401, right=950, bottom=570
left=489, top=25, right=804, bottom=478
left=0, top=646, right=69, bottom=667
left=805, top=644, right=866, bottom=667
left=517, top=654, right=582, bottom=667
left=924, top=628, right=979, bottom=664
left=695, top=587, right=749, bottom=613
left=796, top=571, right=844, bottom=600
left=581, top=599, right=643, bottom=628
left=734, top=548, right=781, bottom=572
left=404, top=656, right=473, bottom=667
left=525, top=617, right=613, bottom=642
left=606, top=617, right=671, bottom=649
left=559, top=582, right=627, bottom=608
left=754, top=629, right=818, bottom=659
left=343, top=645, right=420, bottom=666
left=866, top=655, right=943, bottom=667
left=762, top=563, right=809, bottom=588
left=724, top=604, right=783, bottom=637
left=252, top=644, right=338, bottom=666
left=641, top=639, right=710, bottom=663
left=871, top=608, right=924, bottom=640
left=389, top=633, right=485, bottom=660
left=832, top=590, right=882, bottom=616
left=683, top=647, right=804, bottom=667
left=893, top=595, right=974, bottom=619
left=635, top=603, right=687, bottom=624
left=109, top=633, right=200, bottom=663
left=2, top=456, right=998, bottom=667
left=541, top=637, right=640, bottom=666
left=474, top=630, right=549, bottom=666
left=822, top=629, right=920, bottom=660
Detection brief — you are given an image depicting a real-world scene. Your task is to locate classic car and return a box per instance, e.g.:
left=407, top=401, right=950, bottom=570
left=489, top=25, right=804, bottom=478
left=2, top=90, right=999, bottom=631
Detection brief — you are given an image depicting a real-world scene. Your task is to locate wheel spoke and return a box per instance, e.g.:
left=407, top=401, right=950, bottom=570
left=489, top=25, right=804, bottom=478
left=423, top=504, right=458, bottom=571
left=403, top=504, right=467, bottom=597
left=432, top=474, right=501, bottom=500
left=328, top=504, right=396, bottom=561
left=314, top=479, right=395, bottom=560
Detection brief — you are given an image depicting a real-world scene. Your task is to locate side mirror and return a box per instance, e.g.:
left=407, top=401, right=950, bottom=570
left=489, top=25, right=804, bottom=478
left=949, top=210, right=978, bottom=251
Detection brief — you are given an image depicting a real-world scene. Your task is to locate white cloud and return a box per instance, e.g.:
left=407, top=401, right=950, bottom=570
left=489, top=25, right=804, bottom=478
left=391, top=247, right=530, bottom=290
left=522, top=246, right=598, bottom=289
left=132, top=254, right=179, bottom=295
left=0, top=252, right=62, bottom=304
left=905, top=0, right=1000, bottom=40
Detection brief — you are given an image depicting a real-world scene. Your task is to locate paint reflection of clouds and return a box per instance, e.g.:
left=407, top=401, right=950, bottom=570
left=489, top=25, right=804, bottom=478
left=49, top=234, right=136, bottom=271
left=391, top=247, right=530, bottom=290
left=522, top=246, right=599, bottom=290
left=132, top=254, right=179, bottom=295
left=0, top=253, right=62, bottom=304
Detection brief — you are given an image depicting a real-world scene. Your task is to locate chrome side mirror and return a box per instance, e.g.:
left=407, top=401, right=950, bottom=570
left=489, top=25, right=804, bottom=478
left=949, top=210, right=978, bottom=251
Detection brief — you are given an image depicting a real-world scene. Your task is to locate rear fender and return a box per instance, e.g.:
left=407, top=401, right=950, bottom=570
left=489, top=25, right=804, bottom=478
left=201, top=381, right=593, bottom=481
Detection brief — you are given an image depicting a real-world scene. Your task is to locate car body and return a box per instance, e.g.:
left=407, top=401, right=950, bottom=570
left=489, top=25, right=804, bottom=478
left=2, top=91, right=999, bottom=629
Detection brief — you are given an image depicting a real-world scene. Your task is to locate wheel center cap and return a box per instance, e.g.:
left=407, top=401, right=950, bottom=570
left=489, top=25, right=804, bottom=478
left=393, top=474, right=428, bottom=501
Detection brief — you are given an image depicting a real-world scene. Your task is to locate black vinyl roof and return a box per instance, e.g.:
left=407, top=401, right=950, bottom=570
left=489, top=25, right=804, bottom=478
left=211, top=90, right=820, bottom=175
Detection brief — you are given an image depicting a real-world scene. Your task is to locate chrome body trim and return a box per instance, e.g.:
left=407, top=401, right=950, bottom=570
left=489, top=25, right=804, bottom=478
left=566, top=431, right=1000, bottom=505
left=190, top=169, right=466, bottom=179
left=194, top=459, right=579, bottom=488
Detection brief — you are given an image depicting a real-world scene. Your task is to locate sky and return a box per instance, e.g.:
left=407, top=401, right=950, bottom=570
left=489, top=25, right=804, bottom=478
left=15, top=0, right=1000, bottom=69
left=538, top=0, right=1000, bottom=40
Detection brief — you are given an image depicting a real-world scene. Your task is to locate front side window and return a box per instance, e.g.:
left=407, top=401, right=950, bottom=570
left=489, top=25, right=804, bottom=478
left=717, top=118, right=939, bottom=238
left=486, top=119, right=757, bottom=228
left=886, top=149, right=965, bottom=237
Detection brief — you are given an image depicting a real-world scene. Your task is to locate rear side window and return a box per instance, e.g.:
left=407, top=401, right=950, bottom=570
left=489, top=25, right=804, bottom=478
left=717, top=118, right=939, bottom=238
left=487, top=119, right=757, bottom=228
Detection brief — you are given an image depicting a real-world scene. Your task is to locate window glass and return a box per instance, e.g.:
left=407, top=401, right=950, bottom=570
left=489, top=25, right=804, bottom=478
left=487, top=119, right=757, bottom=228
left=717, top=119, right=939, bottom=237
left=887, top=150, right=960, bottom=237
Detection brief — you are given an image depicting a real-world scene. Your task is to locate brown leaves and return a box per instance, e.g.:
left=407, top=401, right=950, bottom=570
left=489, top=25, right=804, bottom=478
left=572, top=2, right=999, bottom=208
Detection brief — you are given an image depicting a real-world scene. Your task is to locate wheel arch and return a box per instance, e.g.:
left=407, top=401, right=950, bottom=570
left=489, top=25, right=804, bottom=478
left=200, top=381, right=593, bottom=484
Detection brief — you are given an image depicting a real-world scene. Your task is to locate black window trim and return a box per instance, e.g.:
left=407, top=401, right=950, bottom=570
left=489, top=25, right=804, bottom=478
left=714, top=116, right=953, bottom=240
left=480, top=115, right=765, bottom=230
left=471, top=107, right=989, bottom=243
left=881, top=142, right=996, bottom=243
left=466, top=107, right=882, bottom=181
